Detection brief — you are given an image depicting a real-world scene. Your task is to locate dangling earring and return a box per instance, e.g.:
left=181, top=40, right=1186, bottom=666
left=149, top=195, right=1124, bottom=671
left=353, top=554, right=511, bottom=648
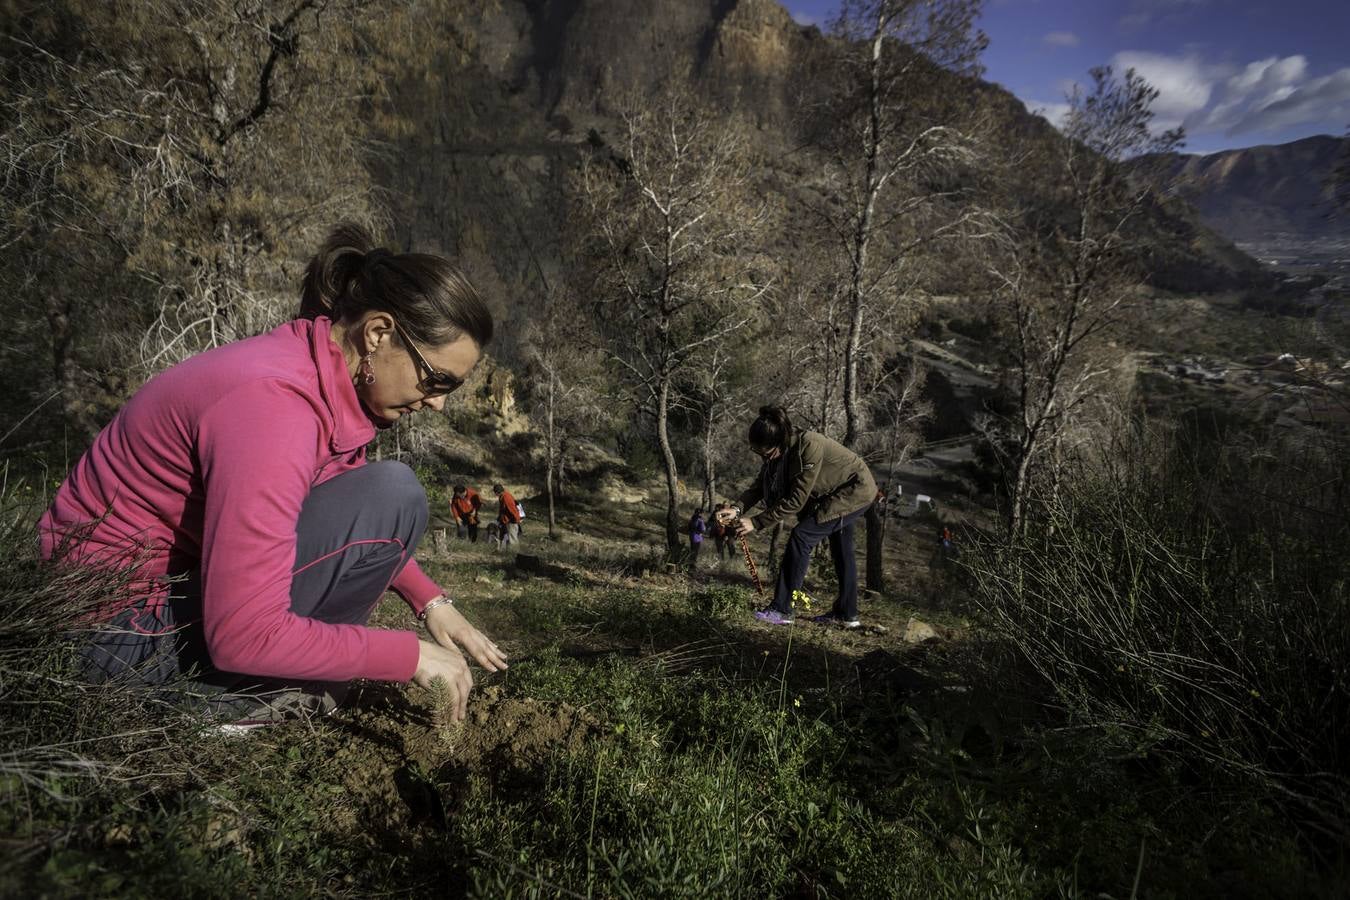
left=359, top=350, right=376, bottom=386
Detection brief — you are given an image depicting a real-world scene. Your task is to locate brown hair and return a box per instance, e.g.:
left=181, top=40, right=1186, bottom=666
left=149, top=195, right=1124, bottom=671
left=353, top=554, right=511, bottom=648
left=298, top=223, right=493, bottom=349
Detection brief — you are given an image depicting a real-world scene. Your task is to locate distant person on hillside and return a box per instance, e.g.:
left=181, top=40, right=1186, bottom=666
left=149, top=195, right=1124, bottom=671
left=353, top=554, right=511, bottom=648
left=688, top=508, right=707, bottom=571
left=723, top=406, right=877, bottom=629
left=493, top=484, right=521, bottom=548
left=711, top=503, right=733, bottom=562
left=37, top=223, right=507, bottom=726
left=450, top=484, right=482, bottom=542
left=933, top=523, right=959, bottom=567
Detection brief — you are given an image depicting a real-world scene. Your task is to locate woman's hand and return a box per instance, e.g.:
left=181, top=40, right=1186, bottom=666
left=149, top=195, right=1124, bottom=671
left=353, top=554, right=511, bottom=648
left=413, top=639, right=473, bottom=721
left=736, top=516, right=756, bottom=536
left=424, top=599, right=509, bottom=672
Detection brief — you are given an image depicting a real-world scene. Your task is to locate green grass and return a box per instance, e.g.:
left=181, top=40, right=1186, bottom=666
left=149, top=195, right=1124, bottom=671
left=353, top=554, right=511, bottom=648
left=2, top=473, right=1344, bottom=897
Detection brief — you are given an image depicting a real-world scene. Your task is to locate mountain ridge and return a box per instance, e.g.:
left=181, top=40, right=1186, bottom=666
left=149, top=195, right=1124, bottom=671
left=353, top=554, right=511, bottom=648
left=1140, top=134, right=1350, bottom=244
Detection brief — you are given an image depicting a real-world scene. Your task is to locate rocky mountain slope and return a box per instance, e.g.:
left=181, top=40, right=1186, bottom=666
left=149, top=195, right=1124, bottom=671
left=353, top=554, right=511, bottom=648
left=377, top=0, right=1270, bottom=352
left=1140, top=135, right=1350, bottom=244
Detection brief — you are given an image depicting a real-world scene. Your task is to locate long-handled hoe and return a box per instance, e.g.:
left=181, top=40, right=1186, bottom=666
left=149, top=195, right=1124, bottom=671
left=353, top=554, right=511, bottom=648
left=717, top=507, right=764, bottom=596
left=739, top=534, right=764, bottom=596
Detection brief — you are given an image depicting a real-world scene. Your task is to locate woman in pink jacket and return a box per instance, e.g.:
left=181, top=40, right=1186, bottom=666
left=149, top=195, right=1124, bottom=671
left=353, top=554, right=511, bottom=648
left=40, top=224, right=506, bottom=724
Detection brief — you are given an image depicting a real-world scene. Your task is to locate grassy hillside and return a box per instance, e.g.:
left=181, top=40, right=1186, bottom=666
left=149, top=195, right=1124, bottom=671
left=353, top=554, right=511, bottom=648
left=2, top=473, right=1342, bottom=897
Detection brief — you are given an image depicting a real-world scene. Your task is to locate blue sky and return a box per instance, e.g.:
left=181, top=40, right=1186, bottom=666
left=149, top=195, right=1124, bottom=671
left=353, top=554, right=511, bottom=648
left=784, top=0, right=1350, bottom=154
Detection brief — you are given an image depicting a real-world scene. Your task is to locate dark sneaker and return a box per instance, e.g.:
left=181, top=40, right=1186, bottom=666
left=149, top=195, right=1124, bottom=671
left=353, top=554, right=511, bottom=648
left=753, top=608, right=794, bottom=626
left=809, top=613, right=862, bottom=630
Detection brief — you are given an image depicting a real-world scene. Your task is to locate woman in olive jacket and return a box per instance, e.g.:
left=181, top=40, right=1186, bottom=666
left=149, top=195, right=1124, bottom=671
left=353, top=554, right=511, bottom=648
left=726, top=407, right=877, bottom=627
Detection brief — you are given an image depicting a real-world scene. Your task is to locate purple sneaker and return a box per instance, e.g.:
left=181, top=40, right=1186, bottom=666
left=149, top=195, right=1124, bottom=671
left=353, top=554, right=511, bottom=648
left=753, top=608, right=794, bottom=626
left=809, top=613, right=862, bottom=630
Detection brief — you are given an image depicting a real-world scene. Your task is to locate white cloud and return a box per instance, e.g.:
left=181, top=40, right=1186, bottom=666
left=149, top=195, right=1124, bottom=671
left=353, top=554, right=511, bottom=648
left=1226, top=67, right=1350, bottom=134
left=1042, top=31, right=1080, bottom=48
left=1177, top=53, right=1350, bottom=136
left=790, top=10, right=819, bottom=27
left=1227, top=55, right=1307, bottom=94
left=1110, top=51, right=1215, bottom=131
left=1041, top=49, right=1350, bottom=144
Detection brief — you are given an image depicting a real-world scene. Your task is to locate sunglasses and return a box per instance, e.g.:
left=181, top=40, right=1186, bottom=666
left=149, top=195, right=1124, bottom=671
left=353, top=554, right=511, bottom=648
left=391, top=321, right=465, bottom=397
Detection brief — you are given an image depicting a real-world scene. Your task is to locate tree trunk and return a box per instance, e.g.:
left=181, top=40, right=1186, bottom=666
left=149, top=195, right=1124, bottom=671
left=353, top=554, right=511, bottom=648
left=864, top=502, right=884, bottom=593
left=656, top=377, right=681, bottom=554
left=45, top=293, right=93, bottom=443
left=702, top=412, right=716, bottom=512
left=545, top=378, right=557, bottom=537
left=1010, top=435, right=1036, bottom=535
left=842, top=16, right=888, bottom=450
left=554, top=437, right=568, bottom=502
left=842, top=277, right=867, bottom=448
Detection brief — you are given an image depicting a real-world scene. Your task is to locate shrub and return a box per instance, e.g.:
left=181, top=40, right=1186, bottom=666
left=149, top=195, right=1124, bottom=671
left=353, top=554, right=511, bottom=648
left=960, top=423, right=1350, bottom=834
left=688, top=585, right=749, bottom=617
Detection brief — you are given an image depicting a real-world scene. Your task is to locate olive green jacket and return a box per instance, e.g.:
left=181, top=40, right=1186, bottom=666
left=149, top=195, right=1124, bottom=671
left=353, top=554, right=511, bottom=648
left=736, top=430, right=877, bottom=530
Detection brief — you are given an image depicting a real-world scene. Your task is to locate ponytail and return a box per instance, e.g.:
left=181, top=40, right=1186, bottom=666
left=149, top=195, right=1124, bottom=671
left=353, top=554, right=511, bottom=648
left=297, top=222, right=494, bottom=349
left=298, top=223, right=372, bottom=322
left=748, top=405, right=793, bottom=451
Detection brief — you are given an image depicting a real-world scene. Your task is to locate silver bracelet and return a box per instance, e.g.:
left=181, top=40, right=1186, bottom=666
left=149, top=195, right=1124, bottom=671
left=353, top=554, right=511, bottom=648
left=417, top=596, right=454, bottom=622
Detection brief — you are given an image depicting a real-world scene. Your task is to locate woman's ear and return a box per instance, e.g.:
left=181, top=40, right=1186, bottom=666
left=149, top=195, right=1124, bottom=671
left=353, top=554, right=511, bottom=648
left=360, top=312, right=395, bottom=355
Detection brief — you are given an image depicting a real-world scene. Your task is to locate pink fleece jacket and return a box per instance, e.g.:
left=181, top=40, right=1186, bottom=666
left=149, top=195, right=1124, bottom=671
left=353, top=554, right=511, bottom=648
left=39, top=317, right=436, bottom=683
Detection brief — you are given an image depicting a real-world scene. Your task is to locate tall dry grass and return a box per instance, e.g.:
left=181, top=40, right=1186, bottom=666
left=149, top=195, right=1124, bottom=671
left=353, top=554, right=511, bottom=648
left=962, top=420, right=1350, bottom=836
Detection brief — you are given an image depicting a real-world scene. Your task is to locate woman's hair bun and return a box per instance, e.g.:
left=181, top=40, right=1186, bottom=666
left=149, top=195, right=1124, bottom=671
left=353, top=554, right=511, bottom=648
left=296, top=222, right=493, bottom=349
left=299, top=224, right=375, bottom=321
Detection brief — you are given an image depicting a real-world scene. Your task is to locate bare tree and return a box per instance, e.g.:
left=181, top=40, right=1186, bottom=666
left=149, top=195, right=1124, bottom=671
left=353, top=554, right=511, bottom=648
left=520, top=285, right=611, bottom=538
left=684, top=346, right=752, bottom=514
left=0, top=0, right=471, bottom=443
left=815, top=0, right=988, bottom=449
left=574, top=88, right=771, bottom=554
left=876, top=360, right=932, bottom=496
left=989, top=65, right=1183, bottom=532
left=780, top=0, right=987, bottom=593
left=767, top=264, right=851, bottom=436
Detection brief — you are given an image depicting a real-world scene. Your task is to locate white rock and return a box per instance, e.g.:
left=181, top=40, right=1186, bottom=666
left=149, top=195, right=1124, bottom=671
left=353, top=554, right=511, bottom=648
left=903, top=616, right=939, bottom=644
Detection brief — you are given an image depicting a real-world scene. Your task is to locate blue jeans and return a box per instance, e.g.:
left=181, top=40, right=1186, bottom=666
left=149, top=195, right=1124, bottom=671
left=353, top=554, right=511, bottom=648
left=770, top=505, right=870, bottom=619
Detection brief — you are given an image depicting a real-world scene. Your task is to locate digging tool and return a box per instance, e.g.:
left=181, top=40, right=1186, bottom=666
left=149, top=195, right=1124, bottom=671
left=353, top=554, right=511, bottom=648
left=739, top=534, right=764, bottom=596
left=717, top=507, right=764, bottom=596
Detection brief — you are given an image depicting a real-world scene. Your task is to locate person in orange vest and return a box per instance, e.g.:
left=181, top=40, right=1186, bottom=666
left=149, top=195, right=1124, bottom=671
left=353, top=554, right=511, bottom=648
left=493, top=483, right=521, bottom=548
left=450, top=484, right=482, bottom=542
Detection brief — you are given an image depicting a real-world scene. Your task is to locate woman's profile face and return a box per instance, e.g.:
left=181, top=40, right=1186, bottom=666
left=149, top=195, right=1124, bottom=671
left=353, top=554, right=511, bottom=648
left=362, top=329, right=481, bottom=423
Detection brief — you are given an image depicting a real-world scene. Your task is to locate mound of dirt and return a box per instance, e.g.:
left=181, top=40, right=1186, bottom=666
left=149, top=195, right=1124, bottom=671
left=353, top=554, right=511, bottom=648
left=405, top=685, right=602, bottom=770
left=327, top=684, right=605, bottom=838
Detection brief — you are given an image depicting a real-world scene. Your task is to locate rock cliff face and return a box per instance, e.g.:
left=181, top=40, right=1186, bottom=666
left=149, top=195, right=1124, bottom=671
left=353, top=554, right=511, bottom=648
left=377, top=0, right=1269, bottom=351
left=1141, top=135, right=1349, bottom=243
left=697, top=0, right=806, bottom=127
left=487, top=0, right=811, bottom=127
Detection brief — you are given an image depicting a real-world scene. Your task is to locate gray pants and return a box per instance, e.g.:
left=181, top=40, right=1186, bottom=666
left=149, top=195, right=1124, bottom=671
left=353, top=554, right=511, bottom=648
left=76, top=461, right=429, bottom=717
